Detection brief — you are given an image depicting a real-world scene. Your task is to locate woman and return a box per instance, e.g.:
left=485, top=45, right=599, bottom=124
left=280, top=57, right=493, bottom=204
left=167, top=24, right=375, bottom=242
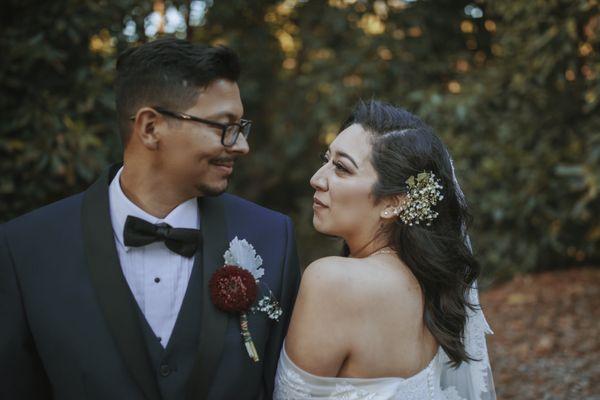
left=274, top=100, right=495, bottom=399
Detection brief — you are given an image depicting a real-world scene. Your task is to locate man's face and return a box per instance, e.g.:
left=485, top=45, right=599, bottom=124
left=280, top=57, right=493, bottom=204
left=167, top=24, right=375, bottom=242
left=155, top=79, right=249, bottom=197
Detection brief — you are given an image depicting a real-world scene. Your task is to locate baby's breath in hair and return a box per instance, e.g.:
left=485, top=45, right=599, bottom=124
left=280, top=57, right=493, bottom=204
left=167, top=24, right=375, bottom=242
left=398, top=172, right=444, bottom=226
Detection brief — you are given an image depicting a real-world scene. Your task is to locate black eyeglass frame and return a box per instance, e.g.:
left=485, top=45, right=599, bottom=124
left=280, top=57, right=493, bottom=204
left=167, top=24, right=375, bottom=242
left=130, top=106, right=252, bottom=147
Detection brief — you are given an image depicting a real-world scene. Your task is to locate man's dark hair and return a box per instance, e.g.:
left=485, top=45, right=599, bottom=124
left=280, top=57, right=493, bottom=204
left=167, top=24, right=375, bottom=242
left=115, top=37, right=241, bottom=144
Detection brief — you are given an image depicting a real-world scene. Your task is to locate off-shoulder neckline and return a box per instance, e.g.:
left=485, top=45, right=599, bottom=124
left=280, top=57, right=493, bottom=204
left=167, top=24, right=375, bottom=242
left=281, top=341, right=440, bottom=383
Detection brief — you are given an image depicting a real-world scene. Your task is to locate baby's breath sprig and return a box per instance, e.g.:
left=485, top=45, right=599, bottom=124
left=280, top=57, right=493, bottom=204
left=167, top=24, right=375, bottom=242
left=252, top=295, right=283, bottom=321
left=397, top=171, right=444, bottom=226
left=251, top=284, right=283, bottom=322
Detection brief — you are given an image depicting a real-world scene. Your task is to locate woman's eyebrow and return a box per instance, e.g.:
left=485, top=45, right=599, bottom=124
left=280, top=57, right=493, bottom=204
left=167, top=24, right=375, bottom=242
left=328, top=147, right=359, bottom=169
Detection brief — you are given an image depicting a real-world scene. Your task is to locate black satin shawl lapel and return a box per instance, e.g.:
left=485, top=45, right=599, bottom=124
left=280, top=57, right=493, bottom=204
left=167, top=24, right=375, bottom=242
left=186, top=195, right=230, bottom=400
left=82, top=165, right=161, bottom=400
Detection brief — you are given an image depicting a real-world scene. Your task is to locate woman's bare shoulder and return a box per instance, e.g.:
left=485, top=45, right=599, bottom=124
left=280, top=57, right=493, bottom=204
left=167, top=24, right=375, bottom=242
left=301, top=256, right=364, bottom=289
left=301, top=255, right=420, bottom=308
left=284, top=256, right=363, bottom=375
left=289, top=256, right=364, bottom=330
left=285, top=255, right=425, bottom=376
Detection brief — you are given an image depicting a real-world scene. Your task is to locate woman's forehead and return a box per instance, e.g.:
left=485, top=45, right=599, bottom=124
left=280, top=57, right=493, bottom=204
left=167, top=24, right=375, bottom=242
left=329, top=124, right=372, bottom=164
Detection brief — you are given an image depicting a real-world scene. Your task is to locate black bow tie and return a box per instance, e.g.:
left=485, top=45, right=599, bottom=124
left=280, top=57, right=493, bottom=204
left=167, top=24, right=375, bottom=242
left=123, top=215, right=202, bottom=258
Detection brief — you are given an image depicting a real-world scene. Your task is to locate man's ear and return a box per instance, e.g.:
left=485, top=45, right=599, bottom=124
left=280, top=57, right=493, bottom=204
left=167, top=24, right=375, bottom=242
left=132, top=107, right=161, bottom=150
left=380, top=194, right=407, bottom=220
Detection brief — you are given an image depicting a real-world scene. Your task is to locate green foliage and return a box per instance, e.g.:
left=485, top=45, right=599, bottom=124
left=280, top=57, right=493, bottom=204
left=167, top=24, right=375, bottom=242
left=0, top=0, right=145, bottom=219
left=1, top=0, right=598, bottom=283
left=409, top=0, right=600, bottom=280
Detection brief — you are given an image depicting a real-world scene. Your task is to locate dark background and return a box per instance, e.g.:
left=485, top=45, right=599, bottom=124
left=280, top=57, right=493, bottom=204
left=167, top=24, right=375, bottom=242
left=2, top=1, right=600, bottom=397
left=2, top=0, right=599, bottom=285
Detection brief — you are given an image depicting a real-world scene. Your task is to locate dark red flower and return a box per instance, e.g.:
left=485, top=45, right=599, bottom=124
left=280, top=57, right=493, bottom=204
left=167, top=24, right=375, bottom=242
left=209, top=265, right=258, bottom=313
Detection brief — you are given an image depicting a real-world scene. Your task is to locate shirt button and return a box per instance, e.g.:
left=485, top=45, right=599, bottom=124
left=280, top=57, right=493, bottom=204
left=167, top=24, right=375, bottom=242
left=154, top=277, right=160, bottom=283
left=159, top=364, right=171, bottom=377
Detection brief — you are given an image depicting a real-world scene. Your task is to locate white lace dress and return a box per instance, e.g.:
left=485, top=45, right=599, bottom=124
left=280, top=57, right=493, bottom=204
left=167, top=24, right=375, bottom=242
left=273, top=344, right=463, bottom=400
left=273, top=281, right=496, bottom=400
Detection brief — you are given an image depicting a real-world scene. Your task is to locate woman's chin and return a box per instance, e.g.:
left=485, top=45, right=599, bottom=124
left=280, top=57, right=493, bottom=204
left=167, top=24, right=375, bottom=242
left=312, top=216, right=331, bottom=235
left=312, top=215, right=322, bottom=229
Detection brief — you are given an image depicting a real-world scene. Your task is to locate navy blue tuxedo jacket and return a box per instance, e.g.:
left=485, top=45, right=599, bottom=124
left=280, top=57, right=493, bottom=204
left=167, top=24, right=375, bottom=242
left=0, top=165, right=301, bottom=399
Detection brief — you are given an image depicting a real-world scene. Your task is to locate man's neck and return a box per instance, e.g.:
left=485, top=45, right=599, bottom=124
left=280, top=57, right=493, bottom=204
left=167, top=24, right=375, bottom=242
left=119, top=166, right=194, bottom=219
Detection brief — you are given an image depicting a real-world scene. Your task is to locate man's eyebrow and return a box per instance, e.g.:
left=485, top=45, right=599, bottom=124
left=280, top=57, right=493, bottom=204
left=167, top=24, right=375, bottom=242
left=203, top=111, right=241, bottom=122
left=328, top=148, right=359, bottom=169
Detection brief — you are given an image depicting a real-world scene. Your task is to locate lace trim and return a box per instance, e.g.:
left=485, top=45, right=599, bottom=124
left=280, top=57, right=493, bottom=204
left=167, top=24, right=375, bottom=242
left=274, top=367, right=314, bottom=399
left=465, top=284, right=493, bottom=395
left=331, top=383, right=379, bottom=399
left=443, top=386, right=465, bottom=400
left=439, top=284, right=495, bottom=400
left=274, top=346, right=446, bottom=399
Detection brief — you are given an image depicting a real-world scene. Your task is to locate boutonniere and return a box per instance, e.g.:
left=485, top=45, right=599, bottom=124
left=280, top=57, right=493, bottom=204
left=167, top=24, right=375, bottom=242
left=209, top=237, right=283, bottom=362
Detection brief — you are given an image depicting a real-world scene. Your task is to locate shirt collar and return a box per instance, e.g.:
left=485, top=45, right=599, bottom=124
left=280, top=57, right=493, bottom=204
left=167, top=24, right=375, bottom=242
left=108, top=166, right=200, bottom=251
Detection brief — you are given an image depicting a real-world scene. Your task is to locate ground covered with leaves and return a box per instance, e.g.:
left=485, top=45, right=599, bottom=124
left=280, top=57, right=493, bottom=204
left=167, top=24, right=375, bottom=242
left=481, top=268, right=599, bottom=399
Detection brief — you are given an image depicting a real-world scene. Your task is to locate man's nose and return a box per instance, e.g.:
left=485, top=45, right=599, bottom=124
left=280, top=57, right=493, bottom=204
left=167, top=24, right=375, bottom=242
left=228, top=132, right=250, bottom=155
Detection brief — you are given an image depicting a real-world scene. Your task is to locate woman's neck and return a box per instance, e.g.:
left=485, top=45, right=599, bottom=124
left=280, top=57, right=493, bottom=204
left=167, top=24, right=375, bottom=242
left=345, top=229, right=389, bottom=258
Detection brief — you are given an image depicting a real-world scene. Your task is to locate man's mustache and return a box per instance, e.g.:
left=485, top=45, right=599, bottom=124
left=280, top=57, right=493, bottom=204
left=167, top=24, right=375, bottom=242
left=211, top=157, right=237, bottom=164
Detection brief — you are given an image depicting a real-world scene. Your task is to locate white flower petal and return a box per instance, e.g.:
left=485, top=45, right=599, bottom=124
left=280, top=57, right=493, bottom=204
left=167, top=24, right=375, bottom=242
left=223, top=237, right=264, bottom=280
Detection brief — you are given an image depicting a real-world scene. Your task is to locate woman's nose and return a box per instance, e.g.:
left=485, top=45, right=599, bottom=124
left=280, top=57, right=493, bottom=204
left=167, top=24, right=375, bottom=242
left=310, top=166, right=328, bottom=191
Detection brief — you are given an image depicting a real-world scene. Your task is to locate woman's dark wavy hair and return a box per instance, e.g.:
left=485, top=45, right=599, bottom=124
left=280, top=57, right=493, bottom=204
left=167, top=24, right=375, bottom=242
left=342, top=100, right=480, bottom=367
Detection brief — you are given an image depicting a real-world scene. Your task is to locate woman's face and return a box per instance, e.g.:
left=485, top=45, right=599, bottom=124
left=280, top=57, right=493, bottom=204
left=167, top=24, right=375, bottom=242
left=310, top=123, right=387, bottom=242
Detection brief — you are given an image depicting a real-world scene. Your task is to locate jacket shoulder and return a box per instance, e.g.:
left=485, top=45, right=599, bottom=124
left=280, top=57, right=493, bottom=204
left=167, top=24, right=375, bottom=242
left=220, top=193, right=290, bottom=224
left=2, top=193, right=84, bottom=235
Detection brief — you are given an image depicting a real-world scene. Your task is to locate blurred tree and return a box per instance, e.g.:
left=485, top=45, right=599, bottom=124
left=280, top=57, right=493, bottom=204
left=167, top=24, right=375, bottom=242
left=0, top=0, right=150, bottom=220
left=1, top=0, right=598, bottom=283
left=408, top=0, right=600, bottom=280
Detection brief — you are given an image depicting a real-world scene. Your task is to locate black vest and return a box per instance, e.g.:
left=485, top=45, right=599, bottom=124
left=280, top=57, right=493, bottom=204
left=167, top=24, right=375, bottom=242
left=136, top=256, right=204, bottom=400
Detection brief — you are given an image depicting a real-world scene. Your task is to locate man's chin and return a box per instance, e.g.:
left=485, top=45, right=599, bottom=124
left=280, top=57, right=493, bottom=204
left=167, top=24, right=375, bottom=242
left=195, top=180, right=229, bottom=197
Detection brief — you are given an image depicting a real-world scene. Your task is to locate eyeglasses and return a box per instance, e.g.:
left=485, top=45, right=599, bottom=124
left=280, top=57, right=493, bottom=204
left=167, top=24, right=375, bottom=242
left=130, top=106, right=252, bottom=147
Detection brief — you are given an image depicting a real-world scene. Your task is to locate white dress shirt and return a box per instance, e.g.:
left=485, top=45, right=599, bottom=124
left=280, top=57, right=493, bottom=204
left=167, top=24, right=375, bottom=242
left=108, top=167, right=199, bottom=348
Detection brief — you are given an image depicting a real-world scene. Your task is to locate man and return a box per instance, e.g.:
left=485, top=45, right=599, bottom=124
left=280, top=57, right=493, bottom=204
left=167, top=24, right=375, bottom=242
left=0, top=38, right=301, bottom=400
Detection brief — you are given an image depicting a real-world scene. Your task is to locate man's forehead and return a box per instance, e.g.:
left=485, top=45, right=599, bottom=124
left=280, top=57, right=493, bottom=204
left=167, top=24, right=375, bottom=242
left=190, top=79, right=244, bottom=118
left=200, top=78, right=240, bottom=95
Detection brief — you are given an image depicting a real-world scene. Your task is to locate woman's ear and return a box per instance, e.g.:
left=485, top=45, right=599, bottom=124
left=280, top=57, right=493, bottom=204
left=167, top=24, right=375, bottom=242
left=380, top=194, right=407, bottom=220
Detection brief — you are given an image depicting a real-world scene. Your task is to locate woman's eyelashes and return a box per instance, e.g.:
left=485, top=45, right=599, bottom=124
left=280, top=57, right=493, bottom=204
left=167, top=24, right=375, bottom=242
left=334, top=161, right=350, bottom=173
left=319, top=152, right=329, bottom=164
left=320, top=152, right=350, bottom=173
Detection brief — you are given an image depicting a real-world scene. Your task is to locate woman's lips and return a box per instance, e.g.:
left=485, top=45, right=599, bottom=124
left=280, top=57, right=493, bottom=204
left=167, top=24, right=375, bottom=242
left=313, top=197, right=328, bottom=208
